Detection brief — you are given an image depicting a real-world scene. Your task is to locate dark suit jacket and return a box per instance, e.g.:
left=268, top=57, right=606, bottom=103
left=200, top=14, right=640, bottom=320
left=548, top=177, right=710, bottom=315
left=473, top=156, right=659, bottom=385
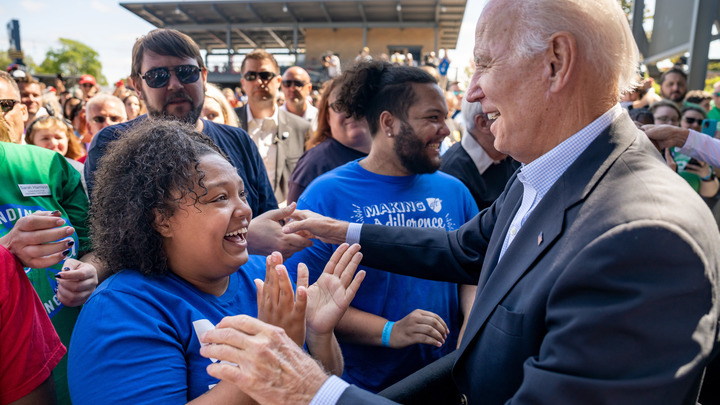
left=338, top=113, right=720, bottom=404
left=235, top=104, right=310, bottom=203
left=440, top=142, right=520, bottom=211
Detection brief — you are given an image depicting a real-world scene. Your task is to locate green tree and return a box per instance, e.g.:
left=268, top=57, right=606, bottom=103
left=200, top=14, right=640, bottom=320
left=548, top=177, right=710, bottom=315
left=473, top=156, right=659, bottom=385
left=36, top=38, right=106, bottom=85
left=0, top=50, right=37, bottom=72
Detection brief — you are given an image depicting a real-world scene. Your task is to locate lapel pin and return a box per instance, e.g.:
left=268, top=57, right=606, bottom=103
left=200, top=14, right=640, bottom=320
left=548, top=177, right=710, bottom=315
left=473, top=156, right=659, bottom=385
left=537, top=232, right=543, bottom=246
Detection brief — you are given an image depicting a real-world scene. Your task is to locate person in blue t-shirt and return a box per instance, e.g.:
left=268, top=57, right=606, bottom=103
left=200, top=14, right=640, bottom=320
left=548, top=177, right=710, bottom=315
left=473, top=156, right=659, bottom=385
left=285, top=61, right=479, bottom=393
left=67, top=120, right=365, bottom=404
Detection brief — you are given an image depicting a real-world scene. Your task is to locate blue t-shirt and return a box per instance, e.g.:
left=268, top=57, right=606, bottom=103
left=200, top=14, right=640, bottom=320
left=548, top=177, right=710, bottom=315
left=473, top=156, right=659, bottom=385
left=84, top=116, right=278, bottom=216
left=285, top=160, right=478, bottom=392
left=67, top=255, right=268, bottom=404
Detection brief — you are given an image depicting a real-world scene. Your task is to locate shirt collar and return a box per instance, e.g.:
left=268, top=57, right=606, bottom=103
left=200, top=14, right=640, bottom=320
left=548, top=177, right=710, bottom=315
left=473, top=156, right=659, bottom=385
left=247, top=104, right=278, bottom=125
left=461, top=132, right=496, bottom=175
left=518, top=103, right=624, bottom=199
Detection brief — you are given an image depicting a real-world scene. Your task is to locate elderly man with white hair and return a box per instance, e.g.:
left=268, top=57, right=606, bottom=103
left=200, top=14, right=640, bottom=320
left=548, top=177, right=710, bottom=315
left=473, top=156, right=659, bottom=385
left=199, top=0, right=720, bottom=404
left=83, top=93, right=127, bottom=144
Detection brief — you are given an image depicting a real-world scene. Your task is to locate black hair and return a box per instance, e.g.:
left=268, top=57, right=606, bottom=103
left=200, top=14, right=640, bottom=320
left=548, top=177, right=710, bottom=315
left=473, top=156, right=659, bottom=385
left=90, top=119, right=228, bottom=275
left=659, top=68, right=687, bottom=85
left=332, top=61, right=437, bottom=134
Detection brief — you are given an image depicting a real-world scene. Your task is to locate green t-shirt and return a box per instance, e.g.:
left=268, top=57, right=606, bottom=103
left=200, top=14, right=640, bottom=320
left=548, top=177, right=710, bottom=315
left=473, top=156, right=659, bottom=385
left=0, top=142, right=90, bottom=404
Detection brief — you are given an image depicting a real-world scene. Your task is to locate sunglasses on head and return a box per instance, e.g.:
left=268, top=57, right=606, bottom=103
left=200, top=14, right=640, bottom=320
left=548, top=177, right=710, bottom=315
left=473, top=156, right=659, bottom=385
left=0, top=99, right=20, bottom=113
left=683, top=117, right=703, bottom=125
left=140, top=65, right=201, bottom=88
left=243, top=71, right=276, bottom=82
left=282, top=79, right=306, bottom=88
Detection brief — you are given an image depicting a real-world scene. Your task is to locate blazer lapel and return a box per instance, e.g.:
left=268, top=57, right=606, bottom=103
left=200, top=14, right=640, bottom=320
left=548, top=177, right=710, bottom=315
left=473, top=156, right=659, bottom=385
left=454, top=112, right=640, bottom=356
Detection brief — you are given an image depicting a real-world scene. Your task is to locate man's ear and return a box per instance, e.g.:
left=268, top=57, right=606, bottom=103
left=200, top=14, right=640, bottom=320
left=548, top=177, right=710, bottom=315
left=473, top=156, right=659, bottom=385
left=379, top=111, right=397, bottom=136
left=129, top=77, right=144, bottom=101
left=475, top=113, right=488, bottom=130
left=19, top=103, right=28, bottom=122
left=546, top=31, right=576, bottom=93
left=152, top=209, right=173, bottom=238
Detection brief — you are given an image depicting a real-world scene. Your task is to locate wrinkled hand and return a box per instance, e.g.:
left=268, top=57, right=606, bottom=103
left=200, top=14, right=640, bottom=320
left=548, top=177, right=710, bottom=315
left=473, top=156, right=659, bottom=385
left=282, top=212, right=350, bottom=245
left=301, top=243, right=365, bottom=336
left=641, top=124, right=690, bottom=150
left=255, top=252, right=306, bottom=347
left=0, top=211, right=76, bottom=268
left=390, top=309, right=449, bottom=348
left=200, top=315, right=328, bottom=405
left=56, top=257, right=98, bottom=307
left=247, top=203, right=313, bottom=258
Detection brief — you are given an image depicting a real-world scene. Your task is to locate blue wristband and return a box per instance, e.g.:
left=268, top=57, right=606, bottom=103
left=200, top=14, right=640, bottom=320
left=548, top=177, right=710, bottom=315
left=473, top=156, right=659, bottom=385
left=381, top=321, right=395, bottom=347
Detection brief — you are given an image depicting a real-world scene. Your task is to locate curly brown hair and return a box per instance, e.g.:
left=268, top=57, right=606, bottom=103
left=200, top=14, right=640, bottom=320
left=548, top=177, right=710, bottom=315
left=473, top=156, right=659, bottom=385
left=90, top=119, right=228, bottom=275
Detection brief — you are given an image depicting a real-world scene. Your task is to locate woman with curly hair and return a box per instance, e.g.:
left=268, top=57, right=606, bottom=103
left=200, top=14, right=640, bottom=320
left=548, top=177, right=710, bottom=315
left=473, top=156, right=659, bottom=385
left=67, top=119, right=365, bottom=404
left=286, top=78, right=372, bottom=203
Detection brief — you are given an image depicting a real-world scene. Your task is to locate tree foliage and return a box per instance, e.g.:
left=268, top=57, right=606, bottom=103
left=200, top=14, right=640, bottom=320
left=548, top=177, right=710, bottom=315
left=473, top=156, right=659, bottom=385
left=36, top=38, right=106, bottom=85
left=0, top=51, right=37, bottom=72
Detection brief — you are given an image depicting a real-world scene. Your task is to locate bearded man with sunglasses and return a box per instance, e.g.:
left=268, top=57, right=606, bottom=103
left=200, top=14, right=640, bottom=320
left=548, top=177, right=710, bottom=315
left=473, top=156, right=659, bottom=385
left=84, top=29, right=312, bottom=260
left=235, top=49, right=311, bottom=204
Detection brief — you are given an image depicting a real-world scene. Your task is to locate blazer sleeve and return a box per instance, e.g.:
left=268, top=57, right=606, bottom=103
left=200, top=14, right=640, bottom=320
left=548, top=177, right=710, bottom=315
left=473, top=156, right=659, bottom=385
left=357, top=188, right=503, bottom=285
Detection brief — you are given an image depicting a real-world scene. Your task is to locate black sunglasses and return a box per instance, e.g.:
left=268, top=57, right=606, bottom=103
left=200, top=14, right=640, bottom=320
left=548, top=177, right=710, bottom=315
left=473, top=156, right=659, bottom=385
left=683, top=117, right=703, bottom=125
left=244, top=71, right=276, bottom=82
left=91, top=115, right=124, bottom=124
left=140, top=65, right=201, bottom=88
left=282, top=80, right=306, bottom=88
left=0, top=99, right=20, bottom=113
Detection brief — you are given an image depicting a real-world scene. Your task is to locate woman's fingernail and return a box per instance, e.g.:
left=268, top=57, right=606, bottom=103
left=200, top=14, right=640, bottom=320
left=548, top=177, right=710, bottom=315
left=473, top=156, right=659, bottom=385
left=63, top=266, right=70, bottom=271
left=51, top=210, right=61, bottom=215
left=62, top=249, right=70, bottom=256
left=67, top=240, right=75, bottom=247
left=55, top=273, right=63, bottom=279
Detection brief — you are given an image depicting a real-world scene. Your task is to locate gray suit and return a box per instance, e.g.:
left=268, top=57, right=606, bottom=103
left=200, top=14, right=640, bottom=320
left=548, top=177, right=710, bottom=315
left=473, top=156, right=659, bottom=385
left=235, top=105, right=310, bottom=203
left=338, top=113, right=720, bottom=404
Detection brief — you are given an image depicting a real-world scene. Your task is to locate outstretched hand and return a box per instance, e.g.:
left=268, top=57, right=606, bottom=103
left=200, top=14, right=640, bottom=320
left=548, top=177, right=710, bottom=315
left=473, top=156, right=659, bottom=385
left=200, top=315, right=328, bottom=405
left=0, top=211, right=76, bottom=268
left=247, top=203, right=313, bottom=258
left=255, top=252, right=307, bottom=347
left=301, top=243, right=366, bottom=336
left=281, top=211, right=351, bottom=245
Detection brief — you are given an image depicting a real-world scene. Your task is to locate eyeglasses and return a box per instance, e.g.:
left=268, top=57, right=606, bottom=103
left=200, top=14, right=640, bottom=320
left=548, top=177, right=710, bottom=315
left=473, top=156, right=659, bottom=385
left=140, top=65, right=201, bottom=88
left=683, top=117, right=703, bottom=125
left=282, top=80, right=306, bottom=88
left=0, top=99, right=20, bottom=114
left=654, top=116, right=679, bottom=125
left=91, top=115, right=124, bottom=124
left=243, top=71, right=276, bottom=82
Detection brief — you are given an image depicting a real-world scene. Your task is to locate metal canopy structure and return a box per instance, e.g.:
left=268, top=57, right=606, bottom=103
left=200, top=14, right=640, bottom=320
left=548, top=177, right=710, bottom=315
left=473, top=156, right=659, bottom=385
left=120, top=0, right=467, bottom=55
left=630, top=0, right=720, bottom=89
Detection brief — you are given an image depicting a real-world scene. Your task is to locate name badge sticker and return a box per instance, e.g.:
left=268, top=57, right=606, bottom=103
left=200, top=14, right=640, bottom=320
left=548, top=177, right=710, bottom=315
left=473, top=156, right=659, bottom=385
left=18, top=184, right=52, bottom=197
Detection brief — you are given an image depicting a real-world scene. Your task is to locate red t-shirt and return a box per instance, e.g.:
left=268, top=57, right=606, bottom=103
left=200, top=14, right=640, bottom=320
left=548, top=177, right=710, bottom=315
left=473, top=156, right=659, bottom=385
left=0, top=246, right=66, bottom=405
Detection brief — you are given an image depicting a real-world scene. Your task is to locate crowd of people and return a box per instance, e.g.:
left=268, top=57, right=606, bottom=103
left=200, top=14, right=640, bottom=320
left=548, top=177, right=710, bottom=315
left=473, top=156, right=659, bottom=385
left=1, top=0, right=720, bottom=403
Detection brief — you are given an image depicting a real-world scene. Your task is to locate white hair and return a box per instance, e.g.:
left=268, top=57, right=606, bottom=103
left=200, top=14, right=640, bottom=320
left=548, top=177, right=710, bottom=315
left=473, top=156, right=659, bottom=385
left=509, top=0, right=639, bottom=96
left=461, top=95, right=485, bottom=133
left=85, top=93, right=127, bottom=119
